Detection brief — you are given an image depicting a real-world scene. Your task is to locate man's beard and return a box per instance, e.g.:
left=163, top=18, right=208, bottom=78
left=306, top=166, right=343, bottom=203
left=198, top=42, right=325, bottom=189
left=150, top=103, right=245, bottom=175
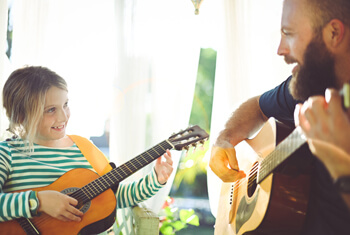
left=288, top=35, right=338, bottom=101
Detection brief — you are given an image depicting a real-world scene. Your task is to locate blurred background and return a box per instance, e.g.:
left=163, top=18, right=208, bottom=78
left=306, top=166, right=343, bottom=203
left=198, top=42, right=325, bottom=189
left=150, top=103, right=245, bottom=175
left=0, top=0, right=292, bottom=234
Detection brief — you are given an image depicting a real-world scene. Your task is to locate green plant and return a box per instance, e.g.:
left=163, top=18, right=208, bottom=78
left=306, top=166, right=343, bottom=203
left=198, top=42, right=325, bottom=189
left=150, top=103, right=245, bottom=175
left=159, top=197, right=199, bottom=235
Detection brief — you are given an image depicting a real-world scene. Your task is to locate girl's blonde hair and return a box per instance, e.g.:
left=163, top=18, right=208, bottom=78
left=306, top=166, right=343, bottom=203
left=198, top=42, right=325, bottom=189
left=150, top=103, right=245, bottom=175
left=2, top=66, right=68, bottom=150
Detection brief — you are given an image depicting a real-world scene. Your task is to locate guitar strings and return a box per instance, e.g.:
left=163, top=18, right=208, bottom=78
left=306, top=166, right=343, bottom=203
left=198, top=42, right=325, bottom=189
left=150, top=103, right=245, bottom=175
left=230, top=163, right=259, bottom=190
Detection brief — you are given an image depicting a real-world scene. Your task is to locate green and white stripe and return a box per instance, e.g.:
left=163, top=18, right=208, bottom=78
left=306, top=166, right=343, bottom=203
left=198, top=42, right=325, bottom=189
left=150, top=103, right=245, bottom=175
left=0, top=138, right=163, bottom=222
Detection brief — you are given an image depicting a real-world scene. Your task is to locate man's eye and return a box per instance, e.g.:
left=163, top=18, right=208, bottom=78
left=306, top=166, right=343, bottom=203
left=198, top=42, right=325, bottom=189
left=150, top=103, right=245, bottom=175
left=282, top=29, right=291, bottom=36
left=64, top=102, right=69, bottom=108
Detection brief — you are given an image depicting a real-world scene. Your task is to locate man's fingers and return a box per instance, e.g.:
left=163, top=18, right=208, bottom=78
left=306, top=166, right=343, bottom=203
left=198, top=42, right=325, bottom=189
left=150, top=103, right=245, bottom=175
left=225, top=148, right=240, bottom=171
left=294, top=103, right=302, bottom=127
left=220, top=169, right=246, bottom=182
left=210, top=146, right=246, bottom=182
left=326, top=88, right=343, bottom=115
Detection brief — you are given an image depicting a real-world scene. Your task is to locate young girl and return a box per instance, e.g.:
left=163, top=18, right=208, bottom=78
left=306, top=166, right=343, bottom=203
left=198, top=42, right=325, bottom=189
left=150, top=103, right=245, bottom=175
left=0, top=66, right=173, bottom=227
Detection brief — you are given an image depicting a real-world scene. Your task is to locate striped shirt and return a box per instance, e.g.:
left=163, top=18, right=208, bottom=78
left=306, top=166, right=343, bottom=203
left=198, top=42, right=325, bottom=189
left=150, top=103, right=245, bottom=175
left=0, top=138, right=163, bottom=222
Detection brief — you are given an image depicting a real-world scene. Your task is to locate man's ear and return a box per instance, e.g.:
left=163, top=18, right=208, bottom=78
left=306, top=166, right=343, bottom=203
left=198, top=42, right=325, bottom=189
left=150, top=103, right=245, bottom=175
left=323, top=19, right=345, bottom=49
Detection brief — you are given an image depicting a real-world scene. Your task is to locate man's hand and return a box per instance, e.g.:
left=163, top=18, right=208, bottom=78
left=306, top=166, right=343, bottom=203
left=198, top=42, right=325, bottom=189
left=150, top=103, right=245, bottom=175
left=209, top=145, right=246, bottom=182
left=295, top=88, right=350, bottom=154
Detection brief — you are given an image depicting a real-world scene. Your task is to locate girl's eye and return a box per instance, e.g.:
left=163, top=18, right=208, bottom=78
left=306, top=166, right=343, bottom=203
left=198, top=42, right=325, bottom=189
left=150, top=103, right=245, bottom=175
left=64, top=102, right=69, bottom=108
left=46, top=107, right=56, bottom=113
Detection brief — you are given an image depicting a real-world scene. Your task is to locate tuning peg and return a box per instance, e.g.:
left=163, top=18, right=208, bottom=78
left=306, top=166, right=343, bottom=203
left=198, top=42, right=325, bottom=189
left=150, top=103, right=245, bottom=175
left=192, top=147, right=197, bottom=154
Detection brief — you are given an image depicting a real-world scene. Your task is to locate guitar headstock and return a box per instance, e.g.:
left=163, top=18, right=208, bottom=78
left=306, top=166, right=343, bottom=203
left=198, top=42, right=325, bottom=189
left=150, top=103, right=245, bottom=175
left=168, top=125, right=209, bottom=151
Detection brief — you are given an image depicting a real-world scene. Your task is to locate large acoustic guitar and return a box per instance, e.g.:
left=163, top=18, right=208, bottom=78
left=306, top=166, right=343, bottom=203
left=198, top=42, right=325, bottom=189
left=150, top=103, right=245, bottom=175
left=0, top=125, right=209, bottom=235
left=215, top=118, right=312, bottom=235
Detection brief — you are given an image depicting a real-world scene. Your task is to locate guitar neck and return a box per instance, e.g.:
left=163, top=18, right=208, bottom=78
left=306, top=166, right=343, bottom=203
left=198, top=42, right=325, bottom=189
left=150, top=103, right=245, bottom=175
left=257, top=128, right=306, bottom=184
left=72, top=140, right=173, bottom=204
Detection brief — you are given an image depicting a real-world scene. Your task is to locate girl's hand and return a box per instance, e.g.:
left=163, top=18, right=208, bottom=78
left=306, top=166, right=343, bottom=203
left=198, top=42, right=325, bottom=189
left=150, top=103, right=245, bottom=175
left=154, top=150, right=173, bottom=184
left=37, top=190, right=84, bottom=222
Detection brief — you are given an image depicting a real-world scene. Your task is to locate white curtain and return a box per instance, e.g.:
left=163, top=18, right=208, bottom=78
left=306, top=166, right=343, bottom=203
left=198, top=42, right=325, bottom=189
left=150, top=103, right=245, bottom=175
left=207, top=0, right=293, bottom=217
left=10, top=0, right=117, bottom=138
left=109, top=0, right=200, bottom=213
left=0, top=0, right=12, bottom=140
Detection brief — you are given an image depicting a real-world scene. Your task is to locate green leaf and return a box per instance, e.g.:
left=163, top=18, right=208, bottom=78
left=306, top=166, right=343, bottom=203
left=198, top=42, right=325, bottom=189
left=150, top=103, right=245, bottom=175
left=164, top=207, right=172, bottom=217
left=160, top=224, right=174, bottom=235
left=179, top=209, right=195, bottom=222
left=186, top=214, right=200, bottom=226
left=171, top=221, right=187, bottom=231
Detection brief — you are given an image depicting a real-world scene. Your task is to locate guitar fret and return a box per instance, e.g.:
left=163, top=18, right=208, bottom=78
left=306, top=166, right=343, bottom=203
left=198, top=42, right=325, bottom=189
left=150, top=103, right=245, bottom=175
left=124, top=164, right=133, bottom=173
left=100, top=176, right=109, bottom=186
left=119, top=166, right=127, bottom=175
left=129, top=161, right=137, bottom=169
left=79, top=188, right=90, bottom=201
left=150, top=148, right=160, bottom=156
left=109, top=171, right=120, bottom=182
left=145, top=152, right=152, bottom=161
left=95, top=179, right=104, bottom=192
left=104, top=174, right=114, bottom=186
left=115, top=169, right=123, bottom=179
left=92, top=181, right=99, bottom=191
left=98, top=178, right=108, bottom=191
left=82, top=186, right=93, bottom=200
left=152, top=148, right=160, bottom=155
left=91, top=182, right=99, bottom=197
left=140, top=154, right=149, bottom=163
left=134, top=157, right=142, bottom=166
left=148, top=152, right=157, bottom=160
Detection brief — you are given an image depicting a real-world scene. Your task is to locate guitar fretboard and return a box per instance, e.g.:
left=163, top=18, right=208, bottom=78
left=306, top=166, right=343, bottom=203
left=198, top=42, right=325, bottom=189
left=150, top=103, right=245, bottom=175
left=71, top=140, right=173, bottom=204
left=257, top=127, right=306, bottom=184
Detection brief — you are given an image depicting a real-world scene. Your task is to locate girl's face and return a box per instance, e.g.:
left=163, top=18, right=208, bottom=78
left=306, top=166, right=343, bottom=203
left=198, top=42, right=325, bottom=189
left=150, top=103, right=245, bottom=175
left=34, top=86, right=70, bottom=146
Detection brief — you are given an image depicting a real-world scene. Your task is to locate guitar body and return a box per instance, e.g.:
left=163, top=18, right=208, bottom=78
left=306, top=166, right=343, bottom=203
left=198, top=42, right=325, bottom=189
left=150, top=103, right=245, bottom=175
left=215, top=118, right=311, bottom=235
left=0, top=168, right=117, bottom=235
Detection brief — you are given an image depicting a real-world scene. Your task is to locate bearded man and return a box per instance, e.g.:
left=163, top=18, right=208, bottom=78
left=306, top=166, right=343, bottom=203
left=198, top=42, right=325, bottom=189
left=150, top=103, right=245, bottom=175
left=210, top=0, right=350, bottom=234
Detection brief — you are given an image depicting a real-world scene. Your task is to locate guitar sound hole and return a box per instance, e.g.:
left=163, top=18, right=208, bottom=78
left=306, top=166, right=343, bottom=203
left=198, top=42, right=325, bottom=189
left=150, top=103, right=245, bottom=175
left=61, top=187, right=91, bottom=213
left=247, top=162, right=258, bottom=197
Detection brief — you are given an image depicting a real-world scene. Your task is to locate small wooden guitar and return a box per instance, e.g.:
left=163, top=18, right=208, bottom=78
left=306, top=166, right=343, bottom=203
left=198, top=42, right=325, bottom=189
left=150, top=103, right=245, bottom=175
left=215, top=118, right=311, bottom=235
left=0, top=125, right=209, bottom=235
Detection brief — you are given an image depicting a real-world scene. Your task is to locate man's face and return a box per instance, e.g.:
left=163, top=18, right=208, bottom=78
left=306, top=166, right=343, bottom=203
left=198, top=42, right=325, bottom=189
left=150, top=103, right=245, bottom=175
left=278, top=0, right=338, bottom=101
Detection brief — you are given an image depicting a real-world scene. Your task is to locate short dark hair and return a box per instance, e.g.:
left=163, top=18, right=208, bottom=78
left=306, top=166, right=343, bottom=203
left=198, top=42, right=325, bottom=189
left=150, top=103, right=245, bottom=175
left=306, top=0, right=350, bottom=32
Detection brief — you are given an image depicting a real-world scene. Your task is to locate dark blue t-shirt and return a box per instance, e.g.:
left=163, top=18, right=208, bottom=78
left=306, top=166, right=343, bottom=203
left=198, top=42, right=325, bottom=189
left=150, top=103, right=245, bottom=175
left=259, top=75, right=300, bottom=125
left=259, top=76, right=350, bottom=234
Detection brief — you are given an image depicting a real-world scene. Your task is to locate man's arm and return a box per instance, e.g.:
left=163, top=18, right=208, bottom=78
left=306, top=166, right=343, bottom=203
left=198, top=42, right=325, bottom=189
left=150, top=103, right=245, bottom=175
left=209, top=95, right=268, bottom=182
left=215, top=96, right=268, bottom=147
